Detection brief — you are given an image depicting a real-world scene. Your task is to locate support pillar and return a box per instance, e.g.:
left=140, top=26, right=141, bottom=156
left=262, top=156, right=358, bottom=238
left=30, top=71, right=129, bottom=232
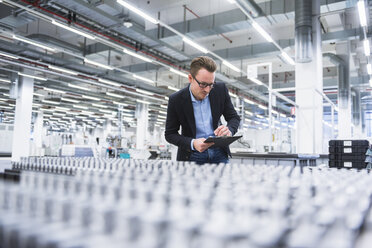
left=33, top=112, right=44, bottom=156
left=136, top=102, right=148, bottom=149
left=352, top=89, right=362, bottom=138
left=295, top=0, right=323, bottom=154
left=11, top=69, right=34, bottom=162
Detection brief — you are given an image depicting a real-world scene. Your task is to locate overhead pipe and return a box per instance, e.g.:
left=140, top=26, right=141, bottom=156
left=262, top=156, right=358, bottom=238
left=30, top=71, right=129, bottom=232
left=323, top=53, right=349, bottom=109
left=235, top=0, right=264, bottom=18
left=295, top=0, right=313, bottom=63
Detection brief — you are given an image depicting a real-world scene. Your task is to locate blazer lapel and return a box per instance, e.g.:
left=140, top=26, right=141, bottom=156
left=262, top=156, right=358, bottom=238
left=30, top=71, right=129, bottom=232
left=182, top=86, right=196, bottom=137
left=209, top=90, right=219, bottom=129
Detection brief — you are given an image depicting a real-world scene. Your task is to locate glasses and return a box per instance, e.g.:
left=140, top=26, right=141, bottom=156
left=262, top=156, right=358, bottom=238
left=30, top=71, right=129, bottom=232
left=193, top=76, right=215, bottom=89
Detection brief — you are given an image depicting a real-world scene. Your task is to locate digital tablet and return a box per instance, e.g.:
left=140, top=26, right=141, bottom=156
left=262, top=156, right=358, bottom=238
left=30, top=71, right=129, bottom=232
left=204, top=135, right=242, bottom=147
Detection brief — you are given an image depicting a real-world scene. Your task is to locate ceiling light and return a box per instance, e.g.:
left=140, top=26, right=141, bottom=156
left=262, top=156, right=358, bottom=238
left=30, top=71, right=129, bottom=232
left=52, top=20, right=96, bottom=40
left=43, top=87, right=65, bottom=94
left=82, top=95, right=100, bottom=101
left=182, top=37, right=209, bottom=54
left=42, top=99, right=60, bottom=105
left=49, top=65, right=78, bottom=75
left=249, top=77, right=263, bottom=85
left=281, top=52, right=295, bottom=65
left=68, top=83, right=90, bottom=91
left=364, top=39, right=370, bottom=56
left=160, top=105, right=167, bottom=109
left=256, top=114, right=264, bottom=118
left=245, top=110, right=253, bottom=116
left=92, top=103, right=108, bottom=108
left=168, top=86, right=180, bottom=91
left=252, top=22, right=273, bottom=42
left=133, top=74, right=155, bottom=84
left=170, top=68, right=189, bottom=78
left=33, top=93, right=43, bottom=97
left=106, top=92, right=124, bottom=98
left=258, top=104, right=267, bottom=110
left=136, top=89, right=153, bottom=95
left=222, top=60, right=241, bottom=73
left=18, top=72, right=47, bottom=81
left=280, top=113, right=286, bottom=118
left=0, top=78, right=10, bottom=83
left=56, top=107, right=70, bottom=111
left=159, top=110, right=167, bottom=114
left=61, top=97, right=79, bottom=103
left=358, top=0, right=367, bottom=27
left=99, top=109, right=112, bottom=114
left=13, top=35, right=56, bottom=52
left=229, top=92, right=238, bottom=98
left=84, top=58, right=113, bottom=70
left=368, top=64, right=372, bottom=75
left=98, top=78, right=121, bottom=87
left=0, top=51, right=19, bottom=60
left=116, top=0, right=159, bottom=24
left=123, top=48, right=152, bottom=63
left=0, top=106, right=13, bottom=109
left=226, top=0, right=236, bottom=3
left=73, top=104, right=88, bottom=110
left=244, top=98, right=255, bottom=105
left=136, top=99, right=150, bottom=104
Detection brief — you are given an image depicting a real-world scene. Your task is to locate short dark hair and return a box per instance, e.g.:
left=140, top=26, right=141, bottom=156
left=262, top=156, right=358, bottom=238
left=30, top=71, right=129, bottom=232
left=190, top=56, right=217, bottom=77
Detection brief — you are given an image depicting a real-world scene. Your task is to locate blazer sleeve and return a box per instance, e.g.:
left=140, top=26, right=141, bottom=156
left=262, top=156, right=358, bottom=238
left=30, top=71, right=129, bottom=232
left=164, top=94, right=193, bottom=152
left=222, top=83, right=241, bottom=135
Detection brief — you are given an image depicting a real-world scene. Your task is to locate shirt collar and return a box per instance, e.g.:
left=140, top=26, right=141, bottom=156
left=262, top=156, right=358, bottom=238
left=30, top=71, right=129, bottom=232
left=189, top=84, right=208, bottom=103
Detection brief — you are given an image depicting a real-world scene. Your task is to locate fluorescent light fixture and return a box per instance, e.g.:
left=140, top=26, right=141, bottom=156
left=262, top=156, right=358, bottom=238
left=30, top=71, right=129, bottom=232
left=61, top=97, right=79, bottom=103
left=13, top=35, right=56, bottom=52
left=73, top=104, right=88, bottom=110
left=98, top=78, right=121, bottom=87
left=245, top=111, right=253, bottom=116
left=182, top=37, right=209, bottom=54
left=168, top=86, right=179, bottom=91
left=252, top=22, right=273, bottom=42
left=42, top=99, right=60, bottom=105
left=84, top=58, right=113, bottom=70
left=159, top=110, right=167, bottom=114
left=43, top=87, right=65, bottom=94
left=0, top=78, right=10, bottom=83
left=160, top=105, right=167, bottom=109
left=122, top=113, right=134, bottom=117
left=82, top=95, right=100, bottom=101
left=358, top=0, right=367, bottom=27
left=116, top=0, right=159, bottom=24
left=18, top=72, right=47, bottom=81
left=52, top=20, right=96, bottom=40
left=68, top=83, right=90, bottom=91
left=33, top=93, right=44, bottom=97
left=0, top=51, right=19, bottom=60
left=280, top=113, right=286, bottom=118
left=32, top=103, right=42, bottom=106
left=164, top=96, right=169, bottom=100
left=226, top=0, right=236, bottom=3
left=229, top=92, right=238, bottom=98
left=272, top=110, right=278, bottom=115
left=281, top=52, right=295, bottom=65
left=244, top=98, right=255, bottom=105
left=49, top=65, right=78, bottom=75
left=123, top=48, right=152, bottom=63
left=158, top=115, right=166, bottom=119
left=170, top=68, right=189, bottom=78
left=367, top=64, right=372, bottom=75
left=92, top=103, right=108, bottom=108
left=136, top=89, right=153, bottom=95
left=249, top=77, right=263, bottom=85
left=133, top=74, right=155, bottom=84
left=258, top=104, right=268, bottom=110
left=364, top=39, right=370, bottom=56
left=136, top=99, right=150, bottom=104
left=53, top=113, right=65, bottom=116
left=256, top=114, right=264, bottom=118
left=222, top=60, right=241, bottom=73
left=106, top=92, right=124, bottom=98
left=0, top=106, right=13, bottom=109
left=99, top=109, right=112, bottom=114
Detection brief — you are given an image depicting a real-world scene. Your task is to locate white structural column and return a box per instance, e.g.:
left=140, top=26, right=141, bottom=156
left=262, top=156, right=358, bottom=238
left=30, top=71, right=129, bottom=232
left=337, top=43, right=352, bottom=139
left=295, top=0, right=323, bottom=154
left=11, top=69, right=34, bottom=162
left=33, top=112, right=44, bottom=155
left=136, top=102, right=148, bottom=149
left=352, top=89, right=362, bottom=138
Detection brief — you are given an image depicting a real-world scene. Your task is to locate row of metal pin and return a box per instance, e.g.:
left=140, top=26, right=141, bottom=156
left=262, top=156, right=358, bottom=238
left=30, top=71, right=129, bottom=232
left=2, top=158, right=372, bottom=248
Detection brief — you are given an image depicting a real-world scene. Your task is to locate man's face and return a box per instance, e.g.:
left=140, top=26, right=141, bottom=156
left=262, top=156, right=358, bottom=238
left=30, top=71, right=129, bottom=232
left=189, top=68, right=215, bottom=100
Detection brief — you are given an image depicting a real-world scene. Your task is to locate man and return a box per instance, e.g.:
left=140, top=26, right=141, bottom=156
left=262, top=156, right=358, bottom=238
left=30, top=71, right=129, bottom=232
left=165, top=56, right=240, bottom=163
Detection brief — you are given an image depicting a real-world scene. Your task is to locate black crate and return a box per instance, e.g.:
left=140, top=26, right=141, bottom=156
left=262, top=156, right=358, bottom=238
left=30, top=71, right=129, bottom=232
left=328, top=146, right=368, bottom=154
left=329, top=140, right=369, bottom=147
left=329, top=160, right=366, bottom=169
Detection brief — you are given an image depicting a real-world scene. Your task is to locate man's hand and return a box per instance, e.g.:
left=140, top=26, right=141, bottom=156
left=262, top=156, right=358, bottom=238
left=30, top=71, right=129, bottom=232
left=214, top=125, right=232, bottom=137
left=193, top=138, right=214, bottom=153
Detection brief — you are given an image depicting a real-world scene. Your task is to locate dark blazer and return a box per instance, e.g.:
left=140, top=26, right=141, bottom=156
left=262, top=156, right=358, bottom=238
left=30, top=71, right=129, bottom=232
left=165, top=82, right=241, bottom=161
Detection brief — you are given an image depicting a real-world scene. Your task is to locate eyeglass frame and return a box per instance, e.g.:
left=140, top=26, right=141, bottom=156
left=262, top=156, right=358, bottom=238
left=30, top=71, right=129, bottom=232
left=192, top=75, right=215, bottom=89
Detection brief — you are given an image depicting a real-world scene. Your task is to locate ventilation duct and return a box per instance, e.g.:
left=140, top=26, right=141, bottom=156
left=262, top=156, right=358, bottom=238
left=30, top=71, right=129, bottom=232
left=295, top=0, right=312, bottom=63
left=351, top=88, right=361, bottom=125
left=235, top=0, right=264, bottom=18
left=323, top=53, right=350, bottom=109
